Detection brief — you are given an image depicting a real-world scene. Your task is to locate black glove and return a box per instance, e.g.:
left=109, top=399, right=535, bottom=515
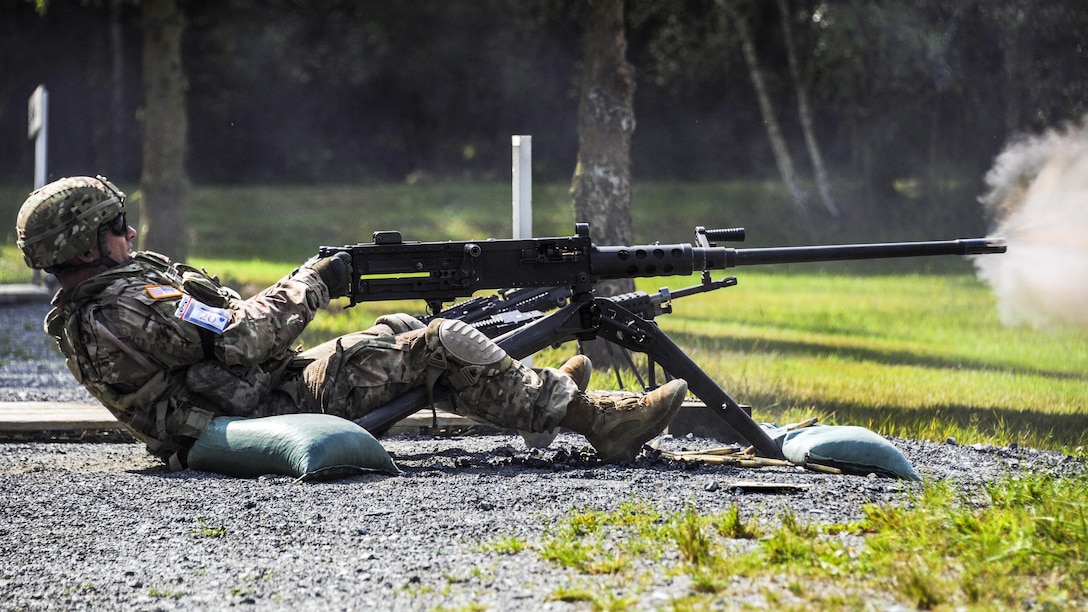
left=309, top=252, right=352, bottom=298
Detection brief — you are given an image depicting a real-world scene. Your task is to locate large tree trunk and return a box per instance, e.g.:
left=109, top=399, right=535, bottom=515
left=139, top=0, right=189, bottom=262
left=776, top=0, right=838, bottom=217
left=728, top=3, right=812, bottom=218
left=570, top=0, right=636, bottom=371
left=108, top=0, right=125, bottom=172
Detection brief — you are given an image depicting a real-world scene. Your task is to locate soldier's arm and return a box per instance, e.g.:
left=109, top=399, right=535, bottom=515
left=94, top=267, right=329, bottom=376
left=214, top=267, right=330, bottom=366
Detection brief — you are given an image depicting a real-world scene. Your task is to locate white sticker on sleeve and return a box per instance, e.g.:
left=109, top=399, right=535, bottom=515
left=174, top=295, right=231, bottom=334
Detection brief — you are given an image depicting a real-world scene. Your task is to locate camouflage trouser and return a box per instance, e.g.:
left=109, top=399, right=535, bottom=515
left=259, top=319, right=575, bottom=433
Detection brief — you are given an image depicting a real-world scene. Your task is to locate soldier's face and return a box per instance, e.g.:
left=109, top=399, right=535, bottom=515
left=102, top=217, right=136, bottom=265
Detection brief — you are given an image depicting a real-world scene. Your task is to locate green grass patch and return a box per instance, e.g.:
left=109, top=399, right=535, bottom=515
left=478, top=536, right=528, bottom=555
left=525, top=476, right=1088, bottom=609
left=1, top=243, right=32, bottom=284
left=185, top=182, right=583, bottom=263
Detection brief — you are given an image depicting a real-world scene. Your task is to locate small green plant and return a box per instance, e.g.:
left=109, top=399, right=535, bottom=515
left=228, top=584, right=252, bottom=598
left=147, top=587, right=184, bottom=599
left=712, top=504, right=762, bottom=540
left=538, top=506, right=647, bottom=575
left=479, top=535, right=527, bottom=555
left=431, top=604, right=487, bottom=612
left=669, top=503, right=714, bottom=567
left=688, top=567, right=724, bottom=594
left=550, top=585, right=636, bottom=611
left=192, top=518, right=226, bottom=538
left=550, top=585, right=596, bottom=603
left=63, top=583, right=96, bottom=595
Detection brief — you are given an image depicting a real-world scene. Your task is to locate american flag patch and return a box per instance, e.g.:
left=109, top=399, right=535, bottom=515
left=145, top=285, right=184, bottom=299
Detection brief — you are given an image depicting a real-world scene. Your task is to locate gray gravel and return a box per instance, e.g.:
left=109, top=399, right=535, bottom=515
left=0, top=303, right=95, bottom=403
left=2, top=301, right=1085, bottom=610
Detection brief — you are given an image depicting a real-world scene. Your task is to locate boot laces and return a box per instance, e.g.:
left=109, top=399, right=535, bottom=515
left=585, top=391, right=647, bottom=414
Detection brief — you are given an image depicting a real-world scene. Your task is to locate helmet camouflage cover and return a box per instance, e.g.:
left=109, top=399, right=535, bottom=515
left=16, top=176, right=126, bottom=271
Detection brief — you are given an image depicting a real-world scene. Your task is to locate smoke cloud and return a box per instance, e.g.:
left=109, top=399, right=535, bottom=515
left=975, top=117, right=1088, bottom=331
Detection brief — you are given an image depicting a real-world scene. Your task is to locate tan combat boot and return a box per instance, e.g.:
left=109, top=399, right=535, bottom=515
left=558, top=354, right=592, bottom=391
left=521, top=355, right=595, bottom=449
left=559, top=379, right=688, bottom=464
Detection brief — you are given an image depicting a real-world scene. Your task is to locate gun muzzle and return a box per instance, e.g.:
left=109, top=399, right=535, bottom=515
left=963, top=237, right=1008, bottom=254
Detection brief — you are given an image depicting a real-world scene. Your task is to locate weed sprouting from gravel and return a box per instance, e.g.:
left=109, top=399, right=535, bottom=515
left=671, top=503, right=714, bottom=567
left=712, top=503, right=763, bottom=540
left=192, top=518, right=227, bottom=538
left=478, top=536, right=527, bottom=555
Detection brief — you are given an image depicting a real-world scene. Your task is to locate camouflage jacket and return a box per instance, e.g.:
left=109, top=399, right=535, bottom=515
left=45, top=251, right=330, bottom=468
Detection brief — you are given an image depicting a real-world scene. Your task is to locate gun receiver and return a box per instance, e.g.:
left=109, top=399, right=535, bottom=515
left=319, top=223, right=1006, bottom=460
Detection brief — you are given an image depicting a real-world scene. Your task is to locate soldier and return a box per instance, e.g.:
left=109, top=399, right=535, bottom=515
left=15, top=176, right=687, bottom=470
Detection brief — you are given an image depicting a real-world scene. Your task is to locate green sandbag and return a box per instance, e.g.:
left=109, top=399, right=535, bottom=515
left=769, top=424, right=922, bottom=481
left=187, top=414, right=400, bottom=481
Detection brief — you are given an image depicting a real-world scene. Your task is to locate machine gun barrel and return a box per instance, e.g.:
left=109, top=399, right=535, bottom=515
left=726, top=237, right=1007, bottom=267
left=588, top=237, right=1007, bottom=279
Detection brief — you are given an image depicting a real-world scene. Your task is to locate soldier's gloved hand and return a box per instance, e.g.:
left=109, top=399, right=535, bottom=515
left=308, top=252, right=352, bottom=298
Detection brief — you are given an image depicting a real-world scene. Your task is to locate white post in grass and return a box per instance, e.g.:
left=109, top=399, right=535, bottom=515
left=512, top=135, right=532, bottom=368
left=512, top=135, right=532, bottom=240
left=28, top=85, right=48, bottom=286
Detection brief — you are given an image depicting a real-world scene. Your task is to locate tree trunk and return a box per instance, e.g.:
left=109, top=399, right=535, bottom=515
left=996, top=6, right=1026, bottom=140
left=139, top=0, right=189, bottom=262
left=570, top=0, right=636, bottom=371
left=728, top=3, right=812, bottom=218
left=776, top=0, right=838, bottom=217
left=108, top=0, right=125, bottom=172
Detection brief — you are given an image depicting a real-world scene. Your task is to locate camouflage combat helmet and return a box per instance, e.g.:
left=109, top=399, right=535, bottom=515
left=16, top=176, right=127, bottom=271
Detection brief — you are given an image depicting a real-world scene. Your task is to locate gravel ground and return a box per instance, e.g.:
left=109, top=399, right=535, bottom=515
left=0, top=303, right=96, bottom=404
left=2, top=301, right=1085, bottom=610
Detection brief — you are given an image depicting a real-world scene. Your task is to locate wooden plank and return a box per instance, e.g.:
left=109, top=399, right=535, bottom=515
left=0, top=401, right=477, bottom=436
left=0, top=402, right=119, bottom=431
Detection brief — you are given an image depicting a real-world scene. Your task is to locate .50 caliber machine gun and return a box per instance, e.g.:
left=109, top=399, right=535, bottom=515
left=319, top=223, right=1006, bottom=459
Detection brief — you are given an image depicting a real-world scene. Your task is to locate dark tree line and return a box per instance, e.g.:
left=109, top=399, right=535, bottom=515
left=2, top=0, right=1086, bottom=198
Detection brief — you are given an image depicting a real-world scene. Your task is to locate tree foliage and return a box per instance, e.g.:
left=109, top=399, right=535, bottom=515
left=3, top=0, right=1086, bottom=208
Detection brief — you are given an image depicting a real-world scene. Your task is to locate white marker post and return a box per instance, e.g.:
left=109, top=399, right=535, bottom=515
left=512, top=135, right=532, bottom=368
left=28, top=85, right=48, bottom=189
left=512, top=135, right=532, bottom=240
left=28, top=85, right=48, bottom=285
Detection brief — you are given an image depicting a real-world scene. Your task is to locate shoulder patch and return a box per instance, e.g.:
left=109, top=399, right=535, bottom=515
left=145, top=285, right=184, bottom=299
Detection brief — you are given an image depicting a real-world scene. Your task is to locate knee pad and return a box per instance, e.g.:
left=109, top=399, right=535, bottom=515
left=374, top=312, right=425, bottom=335
left=426, top=319, right=512, bottom=389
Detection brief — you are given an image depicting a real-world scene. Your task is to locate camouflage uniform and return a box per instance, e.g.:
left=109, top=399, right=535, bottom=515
left=46, top=251, right=575, bottom=469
